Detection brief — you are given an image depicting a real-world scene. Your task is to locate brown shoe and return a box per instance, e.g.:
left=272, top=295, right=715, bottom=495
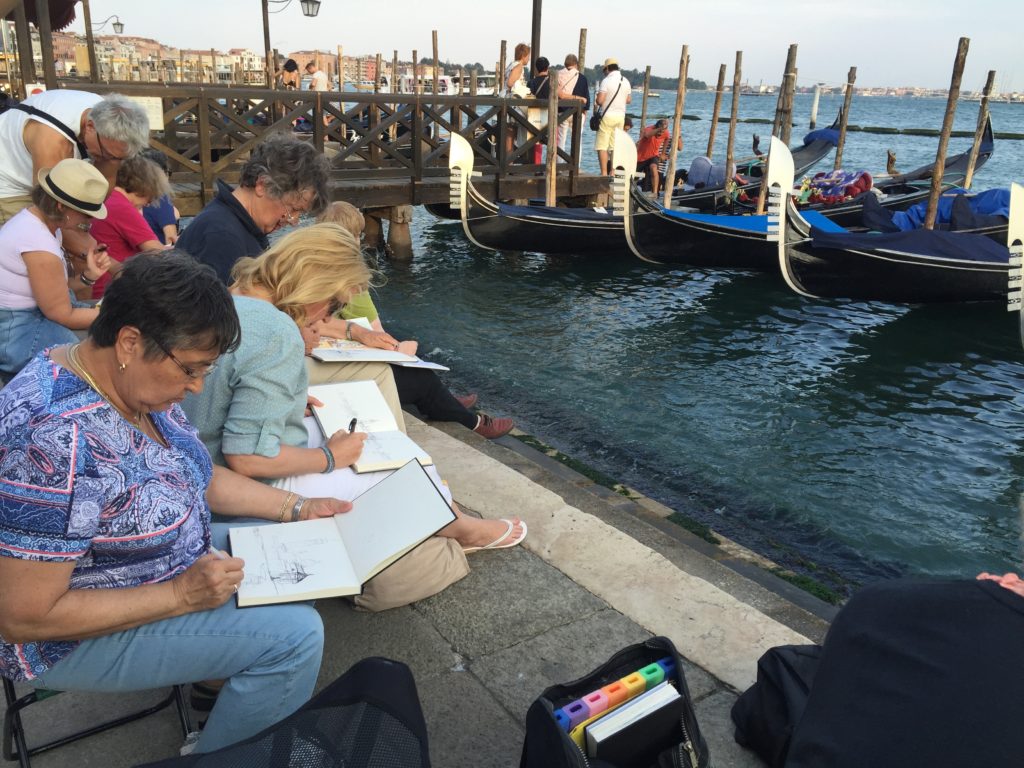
left=474, top=414, right=513, bottom=439
left=456, top=393, right=478, bottom=410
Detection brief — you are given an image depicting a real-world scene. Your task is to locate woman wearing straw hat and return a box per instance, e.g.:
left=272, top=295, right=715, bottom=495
left=0, top=158, right=111, bottom=379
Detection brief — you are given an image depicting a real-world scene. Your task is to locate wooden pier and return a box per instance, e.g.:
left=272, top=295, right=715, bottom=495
left=72, top=83, right=607, bottom=216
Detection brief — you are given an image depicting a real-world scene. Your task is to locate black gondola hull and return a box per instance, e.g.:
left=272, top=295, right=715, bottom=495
left=782, top=241, right=1008, bottom=302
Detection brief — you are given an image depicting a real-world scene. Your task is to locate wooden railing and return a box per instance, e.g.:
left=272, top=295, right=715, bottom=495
left=74, top=83, right=587, bottom=204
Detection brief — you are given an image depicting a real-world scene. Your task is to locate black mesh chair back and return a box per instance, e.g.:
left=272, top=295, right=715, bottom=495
left=135, top=657, right=431, bottom=768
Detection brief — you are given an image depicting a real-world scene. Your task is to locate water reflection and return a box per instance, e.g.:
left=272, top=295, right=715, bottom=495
left=372, top=210, right=1024, bottom=591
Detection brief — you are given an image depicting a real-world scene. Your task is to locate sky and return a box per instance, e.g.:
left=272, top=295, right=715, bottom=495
left=68, top=0, right=1022, bottom=92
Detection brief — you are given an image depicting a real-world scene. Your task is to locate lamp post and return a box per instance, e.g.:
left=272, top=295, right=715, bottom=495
left=82, top=0, right=124, bottom=84
left=262, top=0, right=322, bottom=89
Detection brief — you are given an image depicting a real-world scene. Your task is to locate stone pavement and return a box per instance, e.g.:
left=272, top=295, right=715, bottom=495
left=15, top=417, right=833, bottom=768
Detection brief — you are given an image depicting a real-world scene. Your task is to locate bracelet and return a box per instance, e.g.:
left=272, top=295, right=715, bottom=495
left=277, top=491, right=295, bottom=522
left=79, top=272, right=97, bottom=286
left=345, top=321, right=353, bottom=341
left=320, top=445, right=336, bottom=474
left=290, top=496, right=306, bottom=523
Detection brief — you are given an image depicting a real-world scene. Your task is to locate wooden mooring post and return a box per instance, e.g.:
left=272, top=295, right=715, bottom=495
left=834, top=66, right=857, bottom=169
left=965, top=69, right=995, bottom=189
left=706, top=63, right=727, bottom=159
left=808, top=83, right=821, bottom=130
left=663, top=45, right=689, bottom=209
left=432, top=30, right=439, bottom=97
left=724, top=51, right=742, bottom=201
left=640, top=65, right=651, bottom=128
left=924, top=36, right=970, bottom=230
left=546, top=66, right=559, bottom=205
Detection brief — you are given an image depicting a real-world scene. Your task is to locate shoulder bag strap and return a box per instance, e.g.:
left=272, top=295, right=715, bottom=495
left=10, top=103, right=90, bottom=159
left=597, top=80, right=624, bottom=118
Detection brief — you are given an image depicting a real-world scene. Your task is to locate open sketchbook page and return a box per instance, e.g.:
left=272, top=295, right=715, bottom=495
left=354, top=430, right=433, bottom=473
left=311, top=346, right=417, bottom=364
left=309, top=380, right=400, bottom=435
left=230, top=518, right=361, bottom=606
left=339, top=460, right=456, bottom=582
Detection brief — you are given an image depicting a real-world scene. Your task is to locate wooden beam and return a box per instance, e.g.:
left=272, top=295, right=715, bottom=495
left=706, top=63, right=726, bottom=159
left=964, top=69, right=995, bottom=189
left=924, top=37, right=970, bottom=230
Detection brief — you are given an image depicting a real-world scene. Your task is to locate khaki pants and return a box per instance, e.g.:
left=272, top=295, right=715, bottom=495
left=352, top=536, right=469, bottom=612
left=304, top=358, right=406, bottom=433
left=0, top=195, right=32, bottom=224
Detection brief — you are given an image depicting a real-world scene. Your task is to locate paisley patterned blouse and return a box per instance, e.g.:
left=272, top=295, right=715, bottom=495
left=0, top=352, right=212, bottom=681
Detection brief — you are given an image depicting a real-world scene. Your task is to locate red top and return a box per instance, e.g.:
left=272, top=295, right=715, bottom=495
left=89, top=189, right=160, bottom=299
left=636, top=129, right=669, bottom=163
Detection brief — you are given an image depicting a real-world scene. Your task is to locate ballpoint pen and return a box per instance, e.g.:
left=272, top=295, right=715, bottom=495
left=348, top=418, right=358, bottom=433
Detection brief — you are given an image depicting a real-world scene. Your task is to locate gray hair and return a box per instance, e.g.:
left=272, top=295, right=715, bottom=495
left=239, top=134, right=330, bottom=216
left=89, top=94, right=150, bottom=156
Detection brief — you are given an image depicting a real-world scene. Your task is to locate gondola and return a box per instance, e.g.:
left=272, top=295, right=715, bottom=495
left=667, top=108, right=842, bottom=213
left=617, top=132, right=794, bottom=268
left=777, top=146, right=1016, bottom=304
left=742, top=114, right=995, bottom=228
left=445, top=109, right=839, bottom=256
left=1004, top=184, right=1024, bottom=346
left=448, top=132, right=630, bottom=255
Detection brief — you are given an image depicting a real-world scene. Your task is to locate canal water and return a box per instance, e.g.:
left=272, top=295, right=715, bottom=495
left=370, top=92, right=1024, bottom=592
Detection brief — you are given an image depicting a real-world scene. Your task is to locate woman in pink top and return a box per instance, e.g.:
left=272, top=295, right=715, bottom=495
left=89, top=155, right=169, bottom=298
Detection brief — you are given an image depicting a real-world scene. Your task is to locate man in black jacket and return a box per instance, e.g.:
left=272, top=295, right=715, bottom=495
left=783, top=574, right=1024, bottom=767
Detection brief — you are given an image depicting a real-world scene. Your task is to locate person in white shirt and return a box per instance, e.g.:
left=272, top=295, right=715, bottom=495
left=594, top=58, right=631, bottom=175
left=0, top=91, right=149, bottom=224
left=305, top=61, right=330, bottom=92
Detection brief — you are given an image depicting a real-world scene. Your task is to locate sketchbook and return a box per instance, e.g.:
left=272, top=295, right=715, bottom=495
left=229, top=460, right=456, bottom=606
left=308, top=380, right=433, bottom=473
left=311, top=339, right=450, bottom=371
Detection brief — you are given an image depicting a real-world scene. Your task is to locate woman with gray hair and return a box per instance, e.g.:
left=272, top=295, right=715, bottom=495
left=177, top=134, right=330, bottom=283
left=0, top=91, right=150, bottom=223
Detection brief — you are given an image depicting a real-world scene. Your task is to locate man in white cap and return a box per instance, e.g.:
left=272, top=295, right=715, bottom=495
left=594, top=58, right=631, bottom=175
left=0, top=91, right=149, bottom=224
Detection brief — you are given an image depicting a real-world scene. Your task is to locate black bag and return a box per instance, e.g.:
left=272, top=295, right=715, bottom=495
left=135, top=657, right=431, bottom=767
left=730, top=644, right=821, bottom=768
left=590, top=112, right=603, bottom=131
left=520, top=637, right=709, bottom=768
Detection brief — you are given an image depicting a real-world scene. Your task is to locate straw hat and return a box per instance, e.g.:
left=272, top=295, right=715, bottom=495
left=37, top=159, right=109, bottom=219
left=603, top=57, right=618, bottom=68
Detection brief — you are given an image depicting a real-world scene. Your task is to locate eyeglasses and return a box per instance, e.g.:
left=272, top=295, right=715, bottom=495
left=154, top=339, right=218, bottom=380
left=95, top=134, right=128, bottom=163
left=274, top=195, right=312, bottom=224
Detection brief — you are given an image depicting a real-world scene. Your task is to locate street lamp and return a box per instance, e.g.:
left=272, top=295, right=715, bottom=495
left=299, top=0, right=321, bottom=17
left=93, top=15, right=125, bottom=34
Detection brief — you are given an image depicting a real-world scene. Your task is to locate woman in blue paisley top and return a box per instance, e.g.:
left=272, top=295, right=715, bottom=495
left=0, top=251, right=350, bottom=754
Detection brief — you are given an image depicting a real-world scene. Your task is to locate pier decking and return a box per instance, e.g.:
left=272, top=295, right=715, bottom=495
left=70, top=83, right=608, bottom=215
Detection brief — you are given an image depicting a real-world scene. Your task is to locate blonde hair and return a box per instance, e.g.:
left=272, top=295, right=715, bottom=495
left=316, top=201, right=365, bottom=238
left=230, top=223, right=371, bottom=323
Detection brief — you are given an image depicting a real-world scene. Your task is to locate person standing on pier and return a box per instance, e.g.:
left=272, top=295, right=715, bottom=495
left=556, top=54, right=590, bottom=151
left=594, top=58, right=631, bottom=176
left=305, top=60, right=330, bottom=91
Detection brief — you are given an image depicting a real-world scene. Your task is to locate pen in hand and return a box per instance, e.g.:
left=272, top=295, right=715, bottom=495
left=209, top=545, right=228, bottom=559
left=348, top=418, right=358, bottom=434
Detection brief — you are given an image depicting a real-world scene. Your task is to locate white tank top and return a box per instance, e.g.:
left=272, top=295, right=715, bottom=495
left=0, top=90, right=103, bottom=199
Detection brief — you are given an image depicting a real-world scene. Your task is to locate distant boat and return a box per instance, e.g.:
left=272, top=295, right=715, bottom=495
left=632, top=87, right=660, bottom=99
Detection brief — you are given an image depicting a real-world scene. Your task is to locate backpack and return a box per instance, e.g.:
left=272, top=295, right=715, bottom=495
left=520, top=636, right=710, bottom=768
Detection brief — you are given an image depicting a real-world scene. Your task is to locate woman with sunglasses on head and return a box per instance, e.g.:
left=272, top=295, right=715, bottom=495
left=0, top=252, right=348, bottom=755
left=183, top=223, right=525, bottom=612
left=0, top=158, right=110, bottom=379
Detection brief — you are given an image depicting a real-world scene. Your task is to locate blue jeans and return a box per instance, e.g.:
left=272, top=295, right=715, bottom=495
left=0, top=305, right=77, bottom=377
left=33, top=523, right=324, bottom=753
